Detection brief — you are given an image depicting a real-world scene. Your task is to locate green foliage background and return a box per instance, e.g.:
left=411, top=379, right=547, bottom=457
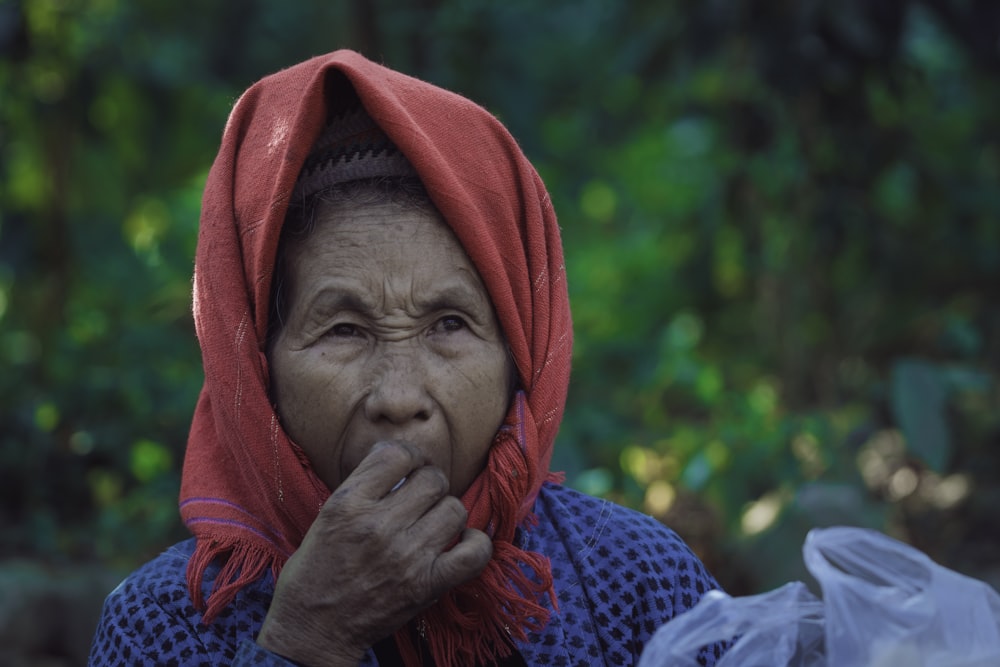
left=2, top=0, right=998, bottom=595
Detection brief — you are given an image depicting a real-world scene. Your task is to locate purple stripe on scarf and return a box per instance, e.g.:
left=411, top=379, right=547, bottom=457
left=184, top=517, right=293, bottom=557
left=181, top=497, right=285, bottom=546
left=516, top=390, right=528, bottom=453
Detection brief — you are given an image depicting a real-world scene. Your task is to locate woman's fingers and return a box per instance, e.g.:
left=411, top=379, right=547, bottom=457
left=403, top=494, right=468, bottom=548
left=266, top=440, right=492, bottom=659
left=428, top=528, right=493, bottom=597
left=339, top=440, right=429, bottom=500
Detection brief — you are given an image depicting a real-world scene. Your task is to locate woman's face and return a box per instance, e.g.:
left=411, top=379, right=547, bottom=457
left=268, top=199, right=513, bottom=495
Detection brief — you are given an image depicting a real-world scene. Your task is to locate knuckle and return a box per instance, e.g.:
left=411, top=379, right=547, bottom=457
left=438, top=495, right=468, bottom=524
left=401, top=581, right=428, bottom=607
left=317, top=502, right=381, bottom=541
left=429, top=466, right=450, bottom=495
left=398, top=564, right=432, bottom=603
left=327, top=484, right=356, bottom=507
left=323, top=485, right=365, bottom=519
left=373, top=440, right=410, bottom=465
left=351, top=515, right=380, bottom=536
left=411, top=465, right=449, bottom=497
left=428, top=556, right=465, bottom=596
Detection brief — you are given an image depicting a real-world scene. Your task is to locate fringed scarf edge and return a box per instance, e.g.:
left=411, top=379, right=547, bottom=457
left=186, top=537, right=286, bottom=625
left=393, top=425, right=559, bottom=667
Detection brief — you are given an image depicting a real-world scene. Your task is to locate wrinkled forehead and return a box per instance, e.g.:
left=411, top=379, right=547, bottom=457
left=287, top=196, right=492, bottom=305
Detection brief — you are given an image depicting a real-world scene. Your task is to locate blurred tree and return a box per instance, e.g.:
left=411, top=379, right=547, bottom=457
left=1, top=0, right=997, bottom=597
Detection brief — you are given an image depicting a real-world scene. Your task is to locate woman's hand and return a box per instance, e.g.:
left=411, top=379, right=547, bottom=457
left=256, top=441, right=493, bottom=666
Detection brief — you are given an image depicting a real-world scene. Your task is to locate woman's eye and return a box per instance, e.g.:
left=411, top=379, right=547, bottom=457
left=329, top=323, right=360, bottom=337
left=439, top=315, right=467, bottom=332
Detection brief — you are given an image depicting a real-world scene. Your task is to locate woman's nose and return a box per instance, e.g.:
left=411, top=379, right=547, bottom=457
left=363, top=348, right=433, bottom=425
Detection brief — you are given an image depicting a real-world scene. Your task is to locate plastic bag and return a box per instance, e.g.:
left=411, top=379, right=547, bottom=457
left=637, top=582, right=825, bottom=667
left=638, top=527, right=1000, bottom=667
left=806, top=526, right=1000, bottom=666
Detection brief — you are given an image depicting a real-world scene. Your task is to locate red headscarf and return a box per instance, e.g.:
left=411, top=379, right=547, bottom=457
left=180, top=50, right=572, bottom=666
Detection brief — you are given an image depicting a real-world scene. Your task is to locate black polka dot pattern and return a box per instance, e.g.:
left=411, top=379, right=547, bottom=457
left=88, top=484, right=727, bottom=666
left=521, top=485, right=726, bottom=666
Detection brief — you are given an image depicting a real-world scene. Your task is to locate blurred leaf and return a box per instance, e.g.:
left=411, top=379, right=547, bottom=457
left=129, top=439, right=174, bottom=483
left=573, top=467, right=614, bottom=497
left=34, top=402, right=59, bottom=433
left=579, top=179, right=617, bottom=224
left=890, top=359, right=951, bottom=472
left=873, top=162, right=918, bottom=223
left=940, top=365, right=992, bottom=394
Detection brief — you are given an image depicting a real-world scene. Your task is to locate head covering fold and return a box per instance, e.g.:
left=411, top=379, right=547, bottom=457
left=180, top=49, right=572, bottom=666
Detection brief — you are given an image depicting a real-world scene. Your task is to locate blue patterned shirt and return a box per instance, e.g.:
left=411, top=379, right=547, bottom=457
left=89, top=483, right=725, bottom=666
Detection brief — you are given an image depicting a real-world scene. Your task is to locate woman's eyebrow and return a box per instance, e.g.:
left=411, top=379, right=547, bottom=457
left=302, top=285, right=377, bottom=316
left=416, top=283, right=489, bottom=314
left=299, top=277, right=489, bottom=317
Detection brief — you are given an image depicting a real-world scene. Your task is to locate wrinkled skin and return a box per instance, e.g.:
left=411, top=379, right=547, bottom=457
left=257, top=441, right=493, bottom=665
left=257, top=201, right=511, bottom=665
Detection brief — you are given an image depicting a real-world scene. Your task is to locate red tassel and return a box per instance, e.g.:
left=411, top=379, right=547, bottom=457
left=189, top=416, right=559, bottom=664
left=187, top=539, right=284, bottom=625
left=392, top=427, right=557, bottom=666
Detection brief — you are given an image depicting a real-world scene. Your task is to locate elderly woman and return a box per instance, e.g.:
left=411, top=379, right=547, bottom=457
left=89, top=51, right=725, bottom=666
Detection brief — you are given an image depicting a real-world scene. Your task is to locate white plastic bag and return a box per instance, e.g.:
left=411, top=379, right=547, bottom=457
left=638, top=527, right=1000, bottom=666
left=637, top=582, right=825, bottom=667
left=805, top=527, right=1000, bottom=667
